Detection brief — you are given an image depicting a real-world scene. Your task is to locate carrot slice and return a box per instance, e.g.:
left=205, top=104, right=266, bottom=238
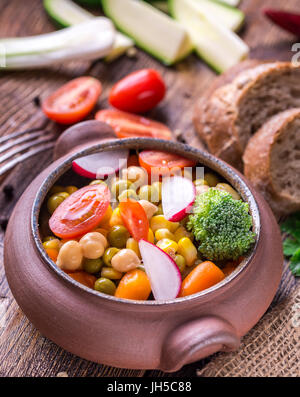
left=115, top=269, right=151, bottom=300
left=66, top=271, right=96, bottom=289
left=179, top=261, right=225, bottom=297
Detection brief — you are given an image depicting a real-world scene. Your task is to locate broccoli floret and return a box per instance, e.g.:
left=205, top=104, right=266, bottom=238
left=187, top=188, right=255, bottom=261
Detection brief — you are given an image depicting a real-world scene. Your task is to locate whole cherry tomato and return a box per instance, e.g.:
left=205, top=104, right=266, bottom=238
left=109, top=69, right=166, bottom=113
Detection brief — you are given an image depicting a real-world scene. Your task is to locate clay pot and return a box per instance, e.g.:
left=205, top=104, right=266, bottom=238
left=4, top=123, right=283, bottom=372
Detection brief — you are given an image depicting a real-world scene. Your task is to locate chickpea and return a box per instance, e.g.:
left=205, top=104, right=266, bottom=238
left=122, top=166, right=148, bottom=186
left=151, top=181, right=162, bottom=201
left=215, top=183, right=241, bottom=200
left=139, top=200, right=158, bottom=220
left=111, top=249, right=141, bottom=273
left=79, top=232, right=107, bottom=259
left=56, top=241, right=83, bottom=271
left=118, top=189, right=138, bottom=202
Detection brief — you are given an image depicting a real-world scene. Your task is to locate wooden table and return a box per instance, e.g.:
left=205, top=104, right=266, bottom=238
left=0, top=0, right=298, bottom=377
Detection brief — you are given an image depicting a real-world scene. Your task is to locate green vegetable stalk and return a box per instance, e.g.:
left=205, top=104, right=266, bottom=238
left=187, top=188, right=255, bottom=261
left=281, top=212, right=300, bottom=276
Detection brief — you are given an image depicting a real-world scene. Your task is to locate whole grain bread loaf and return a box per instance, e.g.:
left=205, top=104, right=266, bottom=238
left=194, top=62, right=300, bottom=170
left=243, top=108, right=300, bottom=217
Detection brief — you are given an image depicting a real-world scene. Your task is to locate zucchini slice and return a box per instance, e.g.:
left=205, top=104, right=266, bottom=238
left=101, top=0, right=193, bottom=65
left=169, top=0, right=249, bottom=73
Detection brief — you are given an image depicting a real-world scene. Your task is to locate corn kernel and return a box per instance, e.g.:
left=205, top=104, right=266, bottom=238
left=98, top=205, right=113, bottom=228
left=174, top=226, right=193, bottom=242
left=43, top=238, right=62, bottom=251
left=126, top=238, right=141, bottom=259
left=177, top=237, right=197, bottom=267
left=156, top=238, right=178, bottom=256
left=175, top=254, right=186, bottom=273
left=148, top=228, right=155, bottom=244
left=109, top=207, right=124, bottom=227
left=150, top=215, right=179, bottom=233
left=155, top=228, right=175, bottom=241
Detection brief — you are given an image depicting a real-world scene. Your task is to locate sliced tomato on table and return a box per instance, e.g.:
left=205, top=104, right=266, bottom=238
left=138, top=150, right=196, bottom=176
left=95, top=109, right=172, bottom=140
left=119, top=199, right=149, bottom=241
left=109, top=69, right=166, bottom=113
left=42, top=76, right=102, bottom=125
left=49, top=184, right=110, bottom=239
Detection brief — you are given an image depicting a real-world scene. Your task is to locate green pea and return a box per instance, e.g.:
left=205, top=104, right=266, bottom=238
left=111, top=179, right=132, bottom=198
left=43, top=236, right=56, bottom=242
left=47, top=194, right=67, bottom=214
left=94, top=277, right=116, bottom=295
left=103, top=247, right=120, bottom=267
left=193, top=179, right=208, bottom=187
left=118, top=189, right=138, bottom=202
left=139, top=185, right=153, bottom=201
left=101, top=266, right=123, bottom=280
left=175, top=255, right=186, bottom=274
left=65, top=185, right=78, bottom=194
left=89, top=180, right=107, bottom=186
left=107, top=225, right=130, bottom=248
left=49, top=185, right=65, bottom=195
left=151, top=181, right=162, bottom=202
left=83, top=258, right=103, bottom=274
left=204, top=173, right=219, bottom=187
left=56, top=192, right=70, bottom=200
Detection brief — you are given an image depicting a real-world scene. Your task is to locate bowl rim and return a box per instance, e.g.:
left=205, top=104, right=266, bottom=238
left=31, top=138, right=261, bottom=308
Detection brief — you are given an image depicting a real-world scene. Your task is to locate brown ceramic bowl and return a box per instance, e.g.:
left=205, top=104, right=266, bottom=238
left=4, top=129, right=283, bottom=372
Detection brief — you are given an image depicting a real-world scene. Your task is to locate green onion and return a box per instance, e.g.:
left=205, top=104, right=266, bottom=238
left=0, top=17, right=115, bottom=69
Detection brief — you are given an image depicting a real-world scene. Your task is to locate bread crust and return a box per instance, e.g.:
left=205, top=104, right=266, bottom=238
left=243, top=108, right=300, bottom=217
left=194, top=61, right=300, bottom=170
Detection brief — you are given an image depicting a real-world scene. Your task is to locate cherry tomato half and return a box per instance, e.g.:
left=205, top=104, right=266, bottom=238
left=95, top=109, right=172, bottom=140
left=49, top=184, right=110, bottom=239
left=119, top=199, right=149, bottom=241
left=42, top=76, right=102, bottom=125
left=109, top=69, right=166, bottom=113
left=138, top=150, right=197, bottom=176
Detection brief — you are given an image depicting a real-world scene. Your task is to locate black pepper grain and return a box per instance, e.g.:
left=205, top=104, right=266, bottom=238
left=3, top=184, right=14, bottom=200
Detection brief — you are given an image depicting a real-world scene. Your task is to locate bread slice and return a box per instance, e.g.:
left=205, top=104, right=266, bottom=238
left=194, top=62, right=300, bottom=170
left=243, top=108, right=300, bottom=217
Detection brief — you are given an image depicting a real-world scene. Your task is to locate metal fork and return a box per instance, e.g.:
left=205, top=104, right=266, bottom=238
left=0, top=121, right=56, bottom=177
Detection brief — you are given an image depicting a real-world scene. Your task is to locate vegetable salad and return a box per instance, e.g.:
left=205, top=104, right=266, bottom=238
left=41, top=149, right=255, bottom=300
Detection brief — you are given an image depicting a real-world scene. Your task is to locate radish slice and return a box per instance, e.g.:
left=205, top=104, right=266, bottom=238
left=162, top=175, right=196, bottom=222
left=139, top=239, right=182, bottom=301
left=72, top=149, right=129, bottom=179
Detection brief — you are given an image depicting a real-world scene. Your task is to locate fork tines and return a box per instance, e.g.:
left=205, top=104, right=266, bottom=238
left=0, top=122, right=55, bottom=177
